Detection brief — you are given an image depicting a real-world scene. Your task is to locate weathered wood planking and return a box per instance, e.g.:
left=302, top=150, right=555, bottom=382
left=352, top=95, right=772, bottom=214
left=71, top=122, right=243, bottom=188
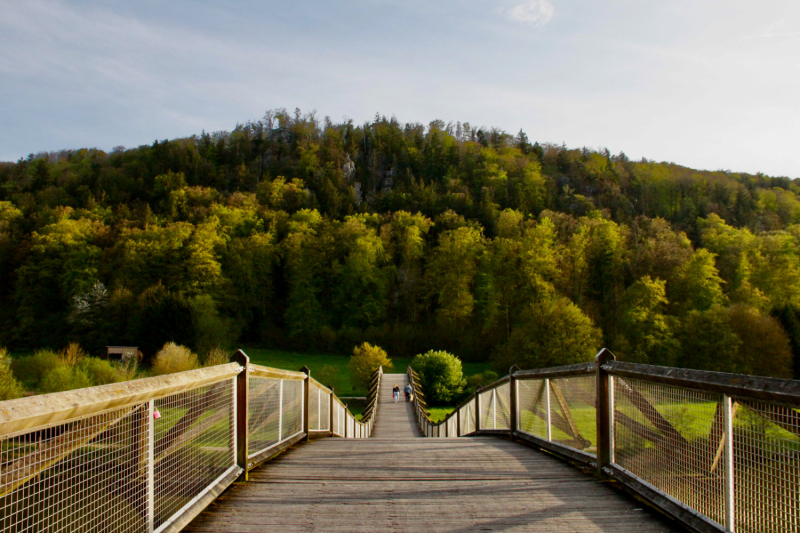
left=372, top=373, right=421, bottom=439
left=186, top=373, right=682, bottom=533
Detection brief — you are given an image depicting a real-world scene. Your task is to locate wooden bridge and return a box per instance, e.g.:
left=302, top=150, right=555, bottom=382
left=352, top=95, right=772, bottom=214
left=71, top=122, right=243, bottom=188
left=186, top=372, right=675, bottom=532
left=1, top=349, right=799, bottom=532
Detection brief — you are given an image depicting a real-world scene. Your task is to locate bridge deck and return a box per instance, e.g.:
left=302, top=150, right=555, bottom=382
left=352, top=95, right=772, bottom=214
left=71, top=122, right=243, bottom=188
left=186, top=374, right=681, bottom=532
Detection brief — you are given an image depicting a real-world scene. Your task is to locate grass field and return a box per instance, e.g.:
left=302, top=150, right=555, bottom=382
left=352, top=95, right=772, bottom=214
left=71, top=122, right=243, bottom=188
left=427, top=407, right=455, bottom=423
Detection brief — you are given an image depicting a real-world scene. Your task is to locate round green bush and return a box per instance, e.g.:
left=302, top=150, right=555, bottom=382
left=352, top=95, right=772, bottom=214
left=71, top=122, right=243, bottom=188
left=411, top=350, right=466, bottom=406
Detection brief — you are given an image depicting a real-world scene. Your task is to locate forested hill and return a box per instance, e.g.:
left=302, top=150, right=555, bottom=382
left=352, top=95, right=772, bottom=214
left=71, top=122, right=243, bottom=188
left=2, top=109, right=800, bottom=378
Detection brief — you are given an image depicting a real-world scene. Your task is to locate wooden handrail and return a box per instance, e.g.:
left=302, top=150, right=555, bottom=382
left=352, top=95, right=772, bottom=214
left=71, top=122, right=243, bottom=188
left=0, top=363, right=243, bottom=436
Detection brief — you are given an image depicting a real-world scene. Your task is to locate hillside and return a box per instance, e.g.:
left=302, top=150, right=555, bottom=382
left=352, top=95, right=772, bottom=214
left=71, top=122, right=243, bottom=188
left=1, top=109, right=799, bottom=377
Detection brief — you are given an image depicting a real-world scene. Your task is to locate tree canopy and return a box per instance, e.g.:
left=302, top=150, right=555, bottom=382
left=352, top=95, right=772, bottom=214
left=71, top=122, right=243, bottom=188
left=1, top=109, right=799, bottom=378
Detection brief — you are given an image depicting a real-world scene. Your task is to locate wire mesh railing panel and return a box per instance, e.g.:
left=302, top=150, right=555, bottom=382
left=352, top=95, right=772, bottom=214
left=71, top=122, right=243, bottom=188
left=468, top=399, right=476, bottom=434
left=549, top=376, right=596, bottom=455
left=518, top=378, right=547, bottom=439
left=732, top=399, right=800, bottom=533
left=613, top=377, right=725, bottom=527
left=247, top=377, right=281, bottom=456
left=331, top=402, right=340, bottom=436
left=281, top=379, right=303, bottom=438
left=320, top=392, right=330, bottom=431
left=494, top=383, right=511, bottom=430
left=308, top=384, right=321, bottom=431
left=0, top=404, right=149, bottom=533
left=153, top=379, right=236, bottom=530
left=479, top=389, right=494, bottom=430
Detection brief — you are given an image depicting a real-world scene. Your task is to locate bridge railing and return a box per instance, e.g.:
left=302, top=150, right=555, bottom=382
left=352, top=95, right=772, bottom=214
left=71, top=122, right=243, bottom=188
left=411, top=349, right=800, bottom=533
left=0, top=350, right=379, bottom=533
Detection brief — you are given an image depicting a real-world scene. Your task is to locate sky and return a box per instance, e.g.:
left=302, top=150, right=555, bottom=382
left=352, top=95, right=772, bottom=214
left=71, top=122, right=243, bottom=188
left=1, top=0, right=799, bottom=177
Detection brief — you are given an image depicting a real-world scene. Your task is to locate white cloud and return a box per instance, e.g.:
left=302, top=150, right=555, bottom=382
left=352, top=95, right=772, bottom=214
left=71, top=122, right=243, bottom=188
left=498, top=0, right=554, bottom=27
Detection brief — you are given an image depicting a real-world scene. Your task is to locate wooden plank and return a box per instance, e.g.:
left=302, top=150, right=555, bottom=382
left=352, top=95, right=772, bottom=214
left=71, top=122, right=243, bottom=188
left=186, top=436, right=679, bottom=533
left=248, top=364, right=306, bottom=381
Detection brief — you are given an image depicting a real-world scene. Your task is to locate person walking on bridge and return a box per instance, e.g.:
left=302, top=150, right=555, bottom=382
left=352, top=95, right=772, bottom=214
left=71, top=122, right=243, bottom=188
left=392, top=384, right=400, bottom=403
left=404, top=383, right=412, bottom=402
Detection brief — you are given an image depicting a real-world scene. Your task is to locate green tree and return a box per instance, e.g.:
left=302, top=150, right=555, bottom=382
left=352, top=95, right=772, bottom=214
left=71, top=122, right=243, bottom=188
left=348, top=342, right=392, bottom=391
left=428, top=226, right=485, bottom=329
left=616, top=276, right=677, bottom=365
left=494, top=297, right=602, bottom=371
left=411, top=350, right=467, bottom=405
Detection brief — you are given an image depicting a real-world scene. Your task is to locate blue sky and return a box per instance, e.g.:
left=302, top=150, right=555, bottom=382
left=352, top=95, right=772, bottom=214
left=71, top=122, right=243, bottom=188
left=1, top=0, right=799, bottom=176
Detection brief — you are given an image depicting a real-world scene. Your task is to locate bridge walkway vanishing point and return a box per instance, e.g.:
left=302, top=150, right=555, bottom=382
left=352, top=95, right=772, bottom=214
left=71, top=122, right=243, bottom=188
left=185, top=373, right=679, bottom=532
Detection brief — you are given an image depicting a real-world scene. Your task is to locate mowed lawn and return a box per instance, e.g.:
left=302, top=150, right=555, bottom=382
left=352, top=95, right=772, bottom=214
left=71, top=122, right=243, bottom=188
left=240, top=346, right=491, bottom=399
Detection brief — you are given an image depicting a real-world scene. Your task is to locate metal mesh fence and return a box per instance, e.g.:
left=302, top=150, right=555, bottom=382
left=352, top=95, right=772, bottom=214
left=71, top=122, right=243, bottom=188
left=458, top=404, right=469, bottom=435
left=281, top=379, right=303, bottom=438
left=0, top=404, right=150, bottom=533
left=153, top=379, right=236, bottom=530
left=494, top=383, right=511, bottom=430
left=613, top=376, right=725, bottom=527
left=479, top=389, right=493, bottom=430
left=518, top=378, right=547, bottom=439
left=248, top=377, right=281, bottom=456
left=549, top=376, right=596, bottom=455
left=309, top=384, right=320, bottom=431
left=732, top=399, right=800, bottom=533
left=320, top=391, right=330, bottom=431
left=331, top=402, right=340, bottom=437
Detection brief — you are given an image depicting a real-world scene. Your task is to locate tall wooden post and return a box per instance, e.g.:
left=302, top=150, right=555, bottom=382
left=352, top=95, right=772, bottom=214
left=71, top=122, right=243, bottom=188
left=595, top=348, right=616, bottom=479
left=330, top=388, right=335, bottom=436
left=456, top=405, right=462, bottom=437
left=231, top=350, right=249, bottom=481
left=301, top=366, right=311, bottom=442
left=475, top=386, right=482, bottom=435
left=509, top=365, right=519, bottom=440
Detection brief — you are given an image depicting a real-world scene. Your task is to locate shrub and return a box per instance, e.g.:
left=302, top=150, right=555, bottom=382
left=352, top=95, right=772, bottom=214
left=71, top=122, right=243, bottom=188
left=411, top=350, right=467, bottom=405
left=59, top=342, right=87, bottom=366
left=0, top=348, right=24, bottom=400
left=203, top=346, right=230, bottom=367
left=13, top=350, right=65, bottom=388
left=40, top=365, right=92, bottom=393
left=151, top=342, right=200, bottom=376
left=349, top=342, right=392, bottom=390
left=79, top=357, right=126, bottom=385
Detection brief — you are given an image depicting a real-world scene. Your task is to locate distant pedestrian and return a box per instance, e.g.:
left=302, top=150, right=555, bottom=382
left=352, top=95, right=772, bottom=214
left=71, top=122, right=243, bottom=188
left=404, top=383, right=412, bottom=402
left=392, top=384, right=400, bottom=403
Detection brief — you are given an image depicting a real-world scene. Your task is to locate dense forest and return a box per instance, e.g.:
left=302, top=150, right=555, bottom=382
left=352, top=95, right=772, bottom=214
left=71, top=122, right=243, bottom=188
left=2, top=109, right=800, bottom=378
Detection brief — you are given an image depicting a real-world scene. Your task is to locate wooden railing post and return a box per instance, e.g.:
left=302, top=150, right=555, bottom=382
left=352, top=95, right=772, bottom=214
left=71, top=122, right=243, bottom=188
left=509, top=365, right=519, bottom=440
left=231, top=350, right=249, bottom=481
left=457, top=404, right=462, bottom=437
left=301, top=366, right=311, bottom=442
left=475, top=386, right=482, bottom=435
left=330, top=387, right=335, bottom=436
left=595, top=348, right=616, bottom=479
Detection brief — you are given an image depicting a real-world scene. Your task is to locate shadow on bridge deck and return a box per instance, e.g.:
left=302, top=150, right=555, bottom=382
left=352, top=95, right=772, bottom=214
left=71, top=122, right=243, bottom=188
left=186, top=374, right=683, bottom=533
